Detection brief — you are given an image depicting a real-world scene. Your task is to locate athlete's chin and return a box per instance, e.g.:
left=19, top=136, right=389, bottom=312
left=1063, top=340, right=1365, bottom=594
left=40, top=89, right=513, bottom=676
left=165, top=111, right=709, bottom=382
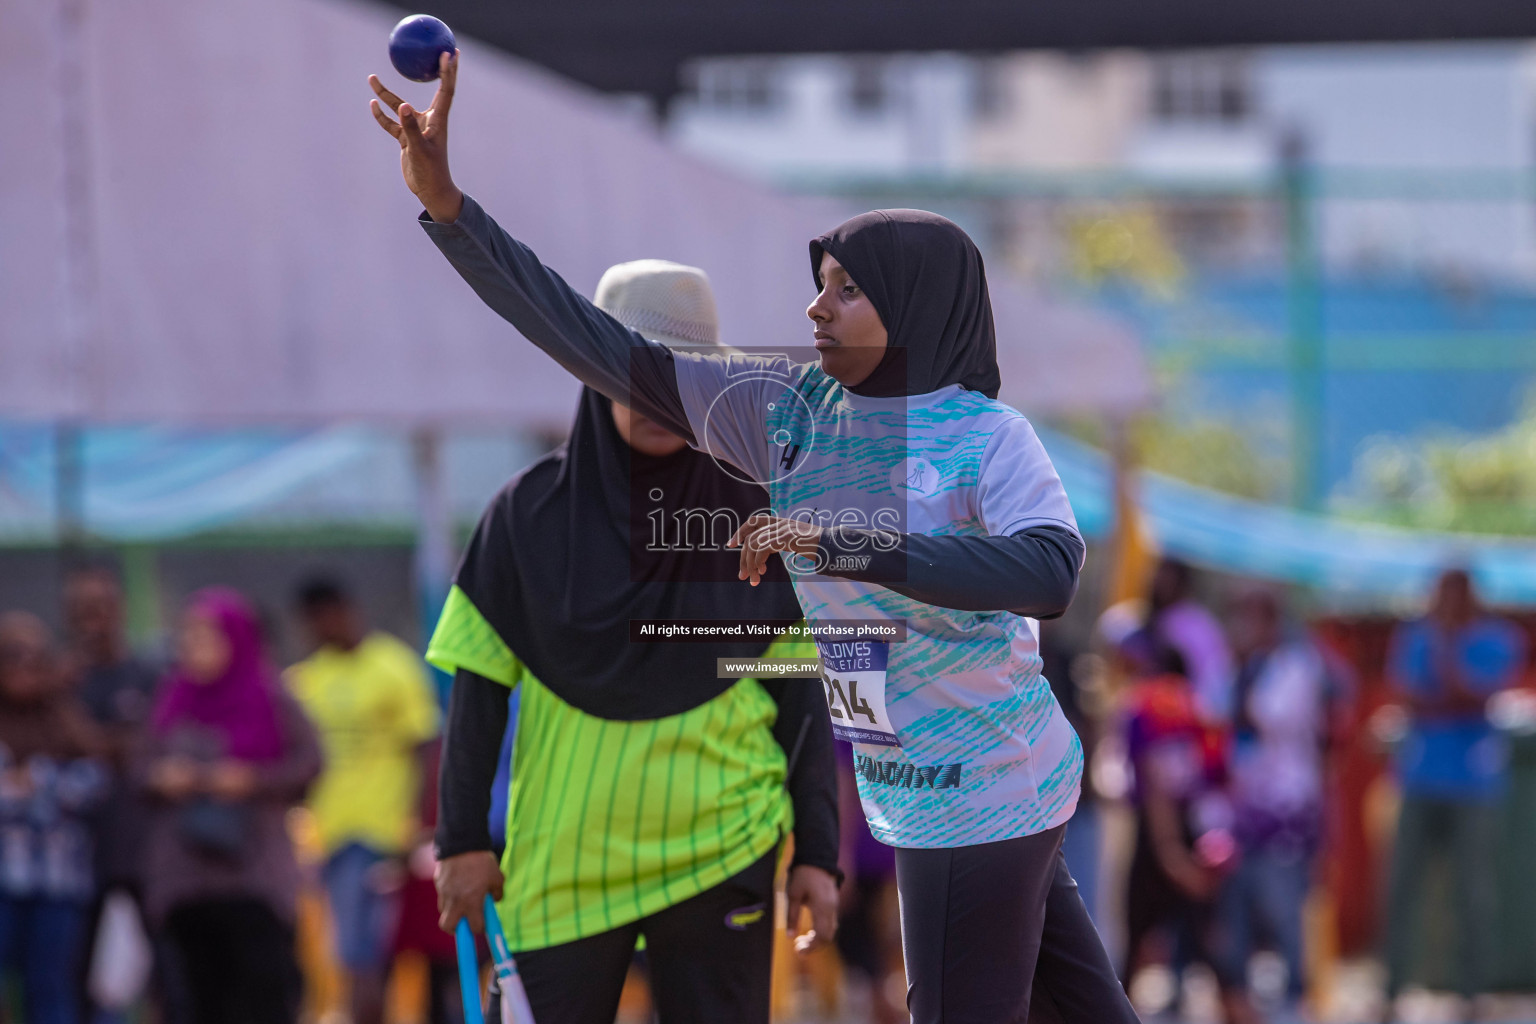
left=817, top=351, right=873, bottom=389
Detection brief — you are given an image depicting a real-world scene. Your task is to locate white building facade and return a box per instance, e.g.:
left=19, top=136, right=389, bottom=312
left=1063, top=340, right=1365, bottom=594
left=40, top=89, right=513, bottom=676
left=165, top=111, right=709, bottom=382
left=668, top=42, right=1536, bottom=282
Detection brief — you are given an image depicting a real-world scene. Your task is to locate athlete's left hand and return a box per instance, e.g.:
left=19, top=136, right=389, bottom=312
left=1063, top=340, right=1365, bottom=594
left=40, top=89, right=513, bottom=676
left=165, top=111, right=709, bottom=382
left=728, top=515, right=822, bottom=586
left=369, top=51, right=463, bottom=223
left=786, top=865, right=839, bottom=954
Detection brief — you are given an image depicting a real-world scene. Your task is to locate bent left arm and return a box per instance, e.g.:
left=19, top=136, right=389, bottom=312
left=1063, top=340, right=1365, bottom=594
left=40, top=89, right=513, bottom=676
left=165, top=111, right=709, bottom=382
left=815, top=522, right=1083, bottom=618
left=733, top=414, right=1085, bottom=617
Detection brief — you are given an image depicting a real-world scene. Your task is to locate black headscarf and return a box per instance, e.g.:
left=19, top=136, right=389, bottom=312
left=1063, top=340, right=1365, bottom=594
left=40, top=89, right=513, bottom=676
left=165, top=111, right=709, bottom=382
left=452, top=387, right=803, bottom=720
left=810, top=209, right=1001, bottom=399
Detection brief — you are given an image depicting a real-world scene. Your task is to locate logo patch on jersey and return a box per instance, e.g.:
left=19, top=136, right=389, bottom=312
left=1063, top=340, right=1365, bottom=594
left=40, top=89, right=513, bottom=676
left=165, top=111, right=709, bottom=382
left=891, top=456, right=940, bottom=497
left=724, top=903, right=768, bottom=930
left=854, top=754, right=963, bottom=790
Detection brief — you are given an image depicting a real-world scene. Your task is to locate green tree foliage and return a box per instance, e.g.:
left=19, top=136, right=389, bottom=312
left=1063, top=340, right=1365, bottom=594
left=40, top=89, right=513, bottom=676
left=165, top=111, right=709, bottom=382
left=1059, top=410, right=1289, bottom=503
left=1337, top=390, right=1536, bottom=535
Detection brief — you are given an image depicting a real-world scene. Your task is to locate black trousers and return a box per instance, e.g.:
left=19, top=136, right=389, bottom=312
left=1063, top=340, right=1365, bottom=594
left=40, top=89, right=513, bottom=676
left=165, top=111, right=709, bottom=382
left=490, top=848, right=777, bottom=1024
left=896, top=824, right=1140, bottom=1024
left=162, top=898, right=302, bottom=1024
left=1123, top=823, right=1217, bottom=986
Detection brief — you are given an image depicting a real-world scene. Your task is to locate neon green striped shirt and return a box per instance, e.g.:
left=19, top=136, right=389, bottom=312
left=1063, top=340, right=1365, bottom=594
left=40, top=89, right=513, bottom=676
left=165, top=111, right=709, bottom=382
left=427, top=586, right=795, bottom=952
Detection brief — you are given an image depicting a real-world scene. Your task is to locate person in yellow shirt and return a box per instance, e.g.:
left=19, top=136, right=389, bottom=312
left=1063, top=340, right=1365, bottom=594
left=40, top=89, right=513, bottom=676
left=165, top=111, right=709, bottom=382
left=287, top=579, right=440, bottom=1024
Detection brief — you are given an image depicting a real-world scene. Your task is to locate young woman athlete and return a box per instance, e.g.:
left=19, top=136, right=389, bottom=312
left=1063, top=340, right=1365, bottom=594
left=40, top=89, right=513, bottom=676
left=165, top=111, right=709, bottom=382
left=426, top=258, right=841, bottom=1024
left=370, top=52, right=1139, bottom=1024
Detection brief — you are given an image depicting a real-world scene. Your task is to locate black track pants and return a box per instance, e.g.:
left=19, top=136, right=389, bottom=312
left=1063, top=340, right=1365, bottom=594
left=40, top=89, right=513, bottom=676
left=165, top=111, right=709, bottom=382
left=487, top=847, right=776, bottom=1024
left=895, top=824, right=1139, bottom=1024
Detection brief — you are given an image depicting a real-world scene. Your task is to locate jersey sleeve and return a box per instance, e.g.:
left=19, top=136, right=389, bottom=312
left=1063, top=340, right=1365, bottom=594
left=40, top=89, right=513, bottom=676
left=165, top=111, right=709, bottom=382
left=426, top=585, right=521, bottom=689
left=811, top=413, right=1084, bottom=615
left=436, top=667, right=510, bottom=858
left=976, top=416, right=1081, bottom=542
left=671, top=347, right=802, bottom=487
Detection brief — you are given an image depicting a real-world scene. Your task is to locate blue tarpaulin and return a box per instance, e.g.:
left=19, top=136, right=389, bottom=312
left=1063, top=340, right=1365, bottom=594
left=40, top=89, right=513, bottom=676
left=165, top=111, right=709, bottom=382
left=3, top=422, right=1534, bottom=605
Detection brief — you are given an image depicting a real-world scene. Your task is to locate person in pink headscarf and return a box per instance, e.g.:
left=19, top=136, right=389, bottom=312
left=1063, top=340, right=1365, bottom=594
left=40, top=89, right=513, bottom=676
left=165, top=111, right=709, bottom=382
left=137, top=589, right=322, bottom=1024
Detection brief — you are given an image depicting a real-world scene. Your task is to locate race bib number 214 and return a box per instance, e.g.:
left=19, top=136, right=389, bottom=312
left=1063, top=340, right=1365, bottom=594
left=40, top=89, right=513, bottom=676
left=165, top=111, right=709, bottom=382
left=818, top=640, right=900, bottom=748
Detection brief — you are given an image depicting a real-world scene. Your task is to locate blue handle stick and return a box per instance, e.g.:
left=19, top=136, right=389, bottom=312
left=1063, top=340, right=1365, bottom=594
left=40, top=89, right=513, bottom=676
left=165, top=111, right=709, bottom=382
left=483, top=895, right=538, bottom=1024
left=454, top=919, right=486, bottom=1024
left=483, top=895, right=513, bottom=976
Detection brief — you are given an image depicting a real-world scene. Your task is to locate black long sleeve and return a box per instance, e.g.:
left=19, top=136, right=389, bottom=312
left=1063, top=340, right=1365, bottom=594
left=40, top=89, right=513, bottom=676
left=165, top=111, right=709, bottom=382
left=815, top=522, right=1085, bottom=618
left=434, top=667, right=509, bottom=859
left=419, top=198, right=693, bottom=443
left=759, top=678, right=842, bottom=883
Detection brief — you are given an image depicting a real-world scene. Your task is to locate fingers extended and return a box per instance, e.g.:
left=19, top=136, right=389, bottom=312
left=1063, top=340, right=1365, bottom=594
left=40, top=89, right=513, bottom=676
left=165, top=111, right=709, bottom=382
left=370, top=99, right=403, bottom=139
left=431, top=49, right=459, bottom=115
left=745, top=520, right=782, bottom=553
left=398, top=102, right=424, bottom=142
left=369, top=74, right=406, bottom=111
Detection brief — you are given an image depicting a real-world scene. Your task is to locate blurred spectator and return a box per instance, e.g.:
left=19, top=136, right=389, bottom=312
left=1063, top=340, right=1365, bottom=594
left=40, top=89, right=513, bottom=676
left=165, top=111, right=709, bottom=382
left=1148, top=558, right=1236, bottom=723
left=139, top=589, right=321, bottom=1024
left=1040, top=621, right=1105, bottom=926
left=62, top=566, right=160, bottom=1022
left=1382, top=568, right=1527, bottom=1017
left=0, top=612, right=107, bottom=1024
left=64, top=566, right=159, bottom=764
left=1118, top=640, right=1249, bottom=1023
left=1216, top=587, right=1352, bottom=1014
left=287, top=579, right=439, bottom=1024
left=833, top=743, right=903, bottom=1024
left=390, top=737, right=460, bottom=1024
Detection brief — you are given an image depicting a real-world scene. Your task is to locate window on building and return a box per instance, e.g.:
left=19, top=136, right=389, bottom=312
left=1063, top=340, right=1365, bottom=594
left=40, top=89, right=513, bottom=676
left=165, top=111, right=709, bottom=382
left=971, top=57, right=1011, bottom=120
left=846, top=57, right=890, bottom=116
left=1150, top=53, right=1252, bottom=124
left=687, top=59, right=781, bottom=113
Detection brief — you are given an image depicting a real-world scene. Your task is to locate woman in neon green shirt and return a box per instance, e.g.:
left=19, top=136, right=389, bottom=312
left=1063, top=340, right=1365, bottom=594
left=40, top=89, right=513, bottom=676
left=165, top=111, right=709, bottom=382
left=426, top=259, right=840, bottom=1024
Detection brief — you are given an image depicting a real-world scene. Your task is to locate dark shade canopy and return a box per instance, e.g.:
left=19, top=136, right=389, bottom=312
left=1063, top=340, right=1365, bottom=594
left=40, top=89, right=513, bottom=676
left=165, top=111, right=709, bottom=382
left=380, top=0, right=1536, bottom=100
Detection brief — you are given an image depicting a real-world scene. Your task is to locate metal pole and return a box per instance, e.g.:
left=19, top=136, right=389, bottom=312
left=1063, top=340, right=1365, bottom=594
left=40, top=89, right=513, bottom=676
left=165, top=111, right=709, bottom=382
left=1282, top=129, right=1326, bottom=511
left=55, top=421, right=86, bottom=559
left=412, top=427, right=453, bottom=697
left=54, top=0, right=97, bottom=584
left=57, top=0, right=97, bottom=418
left=119, top=544, right=162, bottom=648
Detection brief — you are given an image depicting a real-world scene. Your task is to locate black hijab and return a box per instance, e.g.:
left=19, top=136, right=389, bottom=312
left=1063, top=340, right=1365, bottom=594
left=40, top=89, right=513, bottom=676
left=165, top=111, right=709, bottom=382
left=452, top=386, right=803, bottom=721
left=810, top=209, right=1001, bottom=399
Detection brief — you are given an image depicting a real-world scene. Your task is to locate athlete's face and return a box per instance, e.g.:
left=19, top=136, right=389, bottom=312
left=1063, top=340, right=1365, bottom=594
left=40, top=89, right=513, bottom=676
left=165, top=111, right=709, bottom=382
left=807, top=253, right=889, bottom=388
left=610, top=400, right=688, bottom=457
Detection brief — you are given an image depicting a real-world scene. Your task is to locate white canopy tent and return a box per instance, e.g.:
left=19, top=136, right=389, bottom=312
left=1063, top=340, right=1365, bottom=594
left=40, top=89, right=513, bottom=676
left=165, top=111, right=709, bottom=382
left=0, top=0, right=1151, bottom=429
left=1, top=0, right=1150, bottom=623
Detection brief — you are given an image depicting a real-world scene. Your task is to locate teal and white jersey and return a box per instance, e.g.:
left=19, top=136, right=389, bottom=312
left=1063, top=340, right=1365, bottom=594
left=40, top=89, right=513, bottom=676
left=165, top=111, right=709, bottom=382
left=673, top=350, right=1084, bottom=848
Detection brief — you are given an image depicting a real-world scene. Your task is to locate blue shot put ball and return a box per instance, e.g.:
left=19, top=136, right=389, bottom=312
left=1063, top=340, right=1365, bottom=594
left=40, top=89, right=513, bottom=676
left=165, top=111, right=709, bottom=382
left=388, top=15, right=456, bottom=83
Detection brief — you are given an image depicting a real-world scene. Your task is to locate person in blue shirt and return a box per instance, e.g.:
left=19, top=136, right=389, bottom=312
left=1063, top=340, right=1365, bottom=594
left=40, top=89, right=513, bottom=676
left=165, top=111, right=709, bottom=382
left=1382, top=567, right=1527, bottom=1018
